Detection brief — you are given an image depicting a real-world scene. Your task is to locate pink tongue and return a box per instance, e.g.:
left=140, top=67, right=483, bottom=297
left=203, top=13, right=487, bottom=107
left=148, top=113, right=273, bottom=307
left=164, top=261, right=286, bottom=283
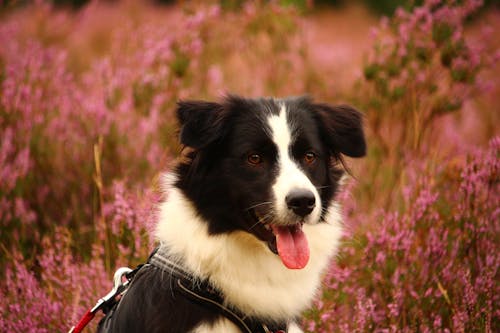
left=272, top=224, right=310, bottom=269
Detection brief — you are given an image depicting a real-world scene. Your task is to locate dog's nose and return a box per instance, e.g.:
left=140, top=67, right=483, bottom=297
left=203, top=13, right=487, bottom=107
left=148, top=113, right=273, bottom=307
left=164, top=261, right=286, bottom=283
left=286, top=189, right=316, bottom=217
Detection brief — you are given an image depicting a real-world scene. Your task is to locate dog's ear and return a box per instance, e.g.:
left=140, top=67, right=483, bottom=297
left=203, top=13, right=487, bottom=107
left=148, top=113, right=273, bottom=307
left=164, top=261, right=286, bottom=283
left=312, top=103, right=366, bottom=158
left=176, top=100, right=225, bottom=149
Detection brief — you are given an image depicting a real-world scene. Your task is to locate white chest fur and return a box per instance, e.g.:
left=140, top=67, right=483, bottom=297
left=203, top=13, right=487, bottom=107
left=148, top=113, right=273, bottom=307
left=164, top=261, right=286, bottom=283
left=155, top=183, right=342, bottom=322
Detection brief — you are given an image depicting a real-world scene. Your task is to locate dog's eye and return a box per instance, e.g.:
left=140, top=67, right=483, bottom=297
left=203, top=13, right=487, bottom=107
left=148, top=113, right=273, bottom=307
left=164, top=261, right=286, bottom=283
left=304, top=152, right=317, bottom=164
left=247, top=153, right=263, bottom=165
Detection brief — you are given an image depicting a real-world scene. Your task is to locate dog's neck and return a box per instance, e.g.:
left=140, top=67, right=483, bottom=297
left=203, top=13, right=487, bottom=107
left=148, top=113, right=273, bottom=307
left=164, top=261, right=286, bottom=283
left=155, top=182, right=343, bottom=321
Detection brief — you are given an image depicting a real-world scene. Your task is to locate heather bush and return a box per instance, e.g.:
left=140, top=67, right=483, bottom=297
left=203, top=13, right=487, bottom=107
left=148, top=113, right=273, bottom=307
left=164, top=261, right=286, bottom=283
left=362, top=0, right=491, bottom=153
left=0, top=1, right=305, bottom=256
left=0, top=1, right=498, bottom=332
left=0, top=2, right=310, bottom=330
left=305, top=137, right=499, bottom=332
left=355, top=0, right=498, bottom=209
left=0, top=184, right=157, bottom=332
left=0, top=9, right=180, bottom=257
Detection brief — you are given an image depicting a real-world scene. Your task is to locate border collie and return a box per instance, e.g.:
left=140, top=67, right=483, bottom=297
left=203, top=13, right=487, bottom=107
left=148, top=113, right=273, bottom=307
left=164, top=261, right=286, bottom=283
left=100, top=95, right=365, bottom=333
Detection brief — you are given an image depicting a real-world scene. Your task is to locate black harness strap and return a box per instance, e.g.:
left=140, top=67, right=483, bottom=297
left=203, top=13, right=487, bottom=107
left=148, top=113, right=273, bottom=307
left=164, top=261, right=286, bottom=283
left=175, top=279, right=254, bottom=333
left=148, top=246, right=288, bottom=333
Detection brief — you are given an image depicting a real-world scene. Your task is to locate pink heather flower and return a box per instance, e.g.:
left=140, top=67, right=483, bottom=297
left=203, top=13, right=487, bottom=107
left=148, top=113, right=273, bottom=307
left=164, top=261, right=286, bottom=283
left=395, top=7, right=407, bottom=20
left=415, top=72, right=427, bottom=84
left=186, top=11, right=206, bottom=29
left=388, top=302, right=399, bottom=317
left=375, top=251, right=386, bottom=264
left=413, top=7, right=430, bottom=23
left=463, top=0, right=484, bottom=15
left=306, top=321, right=316, bottom=332
left=397, top=45, right=408, bottom=57
left=243, top=1, right=257, bottom=15
left=425, top=0, right=442, bottom=7
left=369, top=26, right=379, bottom=40
left=380, top=16, right=389, bottom=30
left=14, top=197, right=36, bottom=224
left=320, top=312, right=332, bottom=321
left=398, top=23, right=411, bottom=44
left=189, top=38, right=203, bottom=56
left=433, top=315, right=442, bottom=328
left=208, top=5, right=221, bottom=18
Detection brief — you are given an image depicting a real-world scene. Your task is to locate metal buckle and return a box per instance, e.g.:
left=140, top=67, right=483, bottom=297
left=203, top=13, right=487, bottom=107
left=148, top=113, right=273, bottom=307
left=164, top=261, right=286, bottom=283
left=90, top=267, right=133, bottom=313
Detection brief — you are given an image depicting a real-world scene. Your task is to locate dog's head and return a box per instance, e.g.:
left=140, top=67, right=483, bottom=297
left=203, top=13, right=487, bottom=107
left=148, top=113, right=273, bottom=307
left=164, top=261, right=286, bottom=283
left=174, top=95, right=365, bottom=269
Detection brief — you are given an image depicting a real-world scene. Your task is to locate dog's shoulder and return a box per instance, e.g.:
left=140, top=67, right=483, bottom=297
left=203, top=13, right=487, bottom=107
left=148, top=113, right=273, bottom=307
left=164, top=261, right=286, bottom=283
left=102, top=265, right=219, bottom=333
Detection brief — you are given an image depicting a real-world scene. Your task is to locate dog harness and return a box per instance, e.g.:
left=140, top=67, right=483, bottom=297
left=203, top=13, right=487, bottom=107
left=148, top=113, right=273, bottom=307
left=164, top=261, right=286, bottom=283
left=147, top=245, right=289, bottom=333
left=71, top=246, right=289, bottom=333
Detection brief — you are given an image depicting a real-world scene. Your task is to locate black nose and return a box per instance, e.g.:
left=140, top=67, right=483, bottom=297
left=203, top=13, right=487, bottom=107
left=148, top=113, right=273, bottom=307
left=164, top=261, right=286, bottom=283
left=286, top=189, right=316, bottom=217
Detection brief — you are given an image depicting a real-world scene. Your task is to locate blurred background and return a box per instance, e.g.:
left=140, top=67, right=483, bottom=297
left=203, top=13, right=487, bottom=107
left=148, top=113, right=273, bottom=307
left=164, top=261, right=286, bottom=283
left=0, top=0, right=498, bottom=332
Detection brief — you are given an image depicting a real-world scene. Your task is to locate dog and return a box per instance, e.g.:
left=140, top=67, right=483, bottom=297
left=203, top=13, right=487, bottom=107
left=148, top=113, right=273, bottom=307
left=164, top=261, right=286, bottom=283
left=99, top=95, right=366, bottom=333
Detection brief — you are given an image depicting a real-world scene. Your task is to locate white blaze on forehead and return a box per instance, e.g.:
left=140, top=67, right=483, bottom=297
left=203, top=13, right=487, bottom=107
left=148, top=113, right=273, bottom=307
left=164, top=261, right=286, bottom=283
left=266, top=104, right=294, bottom=150
left=267, top=103, right=321, bottom=224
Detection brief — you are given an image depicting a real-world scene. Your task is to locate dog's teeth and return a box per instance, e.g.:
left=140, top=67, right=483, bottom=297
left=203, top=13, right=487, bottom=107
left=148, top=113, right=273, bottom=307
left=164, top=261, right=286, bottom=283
left=264, top=224, right=270, bottom=230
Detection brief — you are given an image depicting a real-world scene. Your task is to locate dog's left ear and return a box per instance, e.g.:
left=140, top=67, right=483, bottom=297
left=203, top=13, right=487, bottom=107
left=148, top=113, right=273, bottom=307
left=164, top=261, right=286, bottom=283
left=312, top=103, right=366, bottom=158
left=176, top=100, right=225, bottom=149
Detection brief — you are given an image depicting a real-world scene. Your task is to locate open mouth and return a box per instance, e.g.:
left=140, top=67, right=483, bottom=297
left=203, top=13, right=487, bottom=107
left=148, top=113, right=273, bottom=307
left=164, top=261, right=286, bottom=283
left=250, top=210, right=310, bottom=270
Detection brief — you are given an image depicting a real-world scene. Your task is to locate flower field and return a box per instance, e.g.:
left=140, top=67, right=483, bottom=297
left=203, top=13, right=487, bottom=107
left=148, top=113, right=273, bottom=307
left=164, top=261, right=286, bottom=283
left=0, top=1, right=498, bottom=332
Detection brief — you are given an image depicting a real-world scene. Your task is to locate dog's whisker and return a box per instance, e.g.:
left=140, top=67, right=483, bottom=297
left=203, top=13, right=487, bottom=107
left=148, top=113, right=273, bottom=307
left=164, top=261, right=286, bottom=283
left=249, top=212, right=275, bottom=230
left=260, top=211, right=275, bottom=221
left=248, top=220, right=262, bottom=230
left=245, top=201, right=273, bottom=211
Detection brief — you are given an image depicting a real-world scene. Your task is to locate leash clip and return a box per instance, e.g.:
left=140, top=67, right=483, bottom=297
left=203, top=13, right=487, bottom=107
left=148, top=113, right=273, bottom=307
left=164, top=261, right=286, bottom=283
left=68, top=267, right=133, bottom=333
left=91, top=267, right=133, bottom=313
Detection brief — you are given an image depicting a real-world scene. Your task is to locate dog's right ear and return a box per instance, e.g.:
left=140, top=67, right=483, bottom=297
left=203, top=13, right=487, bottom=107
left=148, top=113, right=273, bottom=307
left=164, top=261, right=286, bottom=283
left=176, top=100, right=225, bottom=149
left=311, top=103, right=366, bottom=158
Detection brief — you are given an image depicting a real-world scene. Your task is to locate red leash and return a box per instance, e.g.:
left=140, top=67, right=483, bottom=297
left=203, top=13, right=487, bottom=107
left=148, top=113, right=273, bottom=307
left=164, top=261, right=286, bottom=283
left=68, top=267, right=133, bottom=333
left=69, top=310, right=96, bottom=333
